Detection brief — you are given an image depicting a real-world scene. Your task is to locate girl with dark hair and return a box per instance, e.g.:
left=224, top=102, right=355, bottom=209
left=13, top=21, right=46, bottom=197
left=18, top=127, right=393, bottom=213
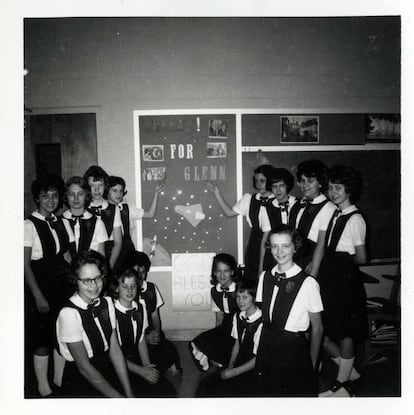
left=190, top=253, right=240, bottom=372
left=318, top=166, right=367, bottom=397
left=255, top=225, right=323, bottom=397
left=288, top=159, right=336, bottom=277
left=24, top=174, right=74, bottom=397
left=56, top=250, right=133, bottom=398
left=206, top=164, right=275, bottom=281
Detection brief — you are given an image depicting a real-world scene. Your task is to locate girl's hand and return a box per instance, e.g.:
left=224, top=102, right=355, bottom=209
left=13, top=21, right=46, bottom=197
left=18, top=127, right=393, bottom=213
left=35, top=295, right=50, bottom=313
left=220, top=368, right=236, bottom=380
left=142, top=364, right=159, bottom=384
left=206, top=181, right=219, bottom=195
left=154, top=183, right=165, bottom=194
left=145, top=330, right=160, bottom=345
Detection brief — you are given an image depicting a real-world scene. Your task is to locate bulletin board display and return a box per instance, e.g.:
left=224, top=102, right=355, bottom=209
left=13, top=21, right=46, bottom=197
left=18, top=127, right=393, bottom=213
left=242, top=113, right=366, bottom=146
left=242, top=150, right=400, bottom=261
left=137, top=114, right=237, bottom=266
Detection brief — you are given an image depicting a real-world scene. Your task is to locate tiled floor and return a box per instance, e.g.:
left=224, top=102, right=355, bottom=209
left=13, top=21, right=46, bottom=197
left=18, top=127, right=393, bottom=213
left=25, top=340, right=400, bottom=398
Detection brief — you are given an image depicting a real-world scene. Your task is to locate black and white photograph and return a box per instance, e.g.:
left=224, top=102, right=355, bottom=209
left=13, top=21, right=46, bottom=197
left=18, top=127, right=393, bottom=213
left=142, top=145, right=165, bottom=161
left=281, top=115, right=319, bottom=143
left=206, top=142, right=227, bottom=158
left=209, top=119, right=228, bottom=138
left=2, top=2, right=410, bottom=413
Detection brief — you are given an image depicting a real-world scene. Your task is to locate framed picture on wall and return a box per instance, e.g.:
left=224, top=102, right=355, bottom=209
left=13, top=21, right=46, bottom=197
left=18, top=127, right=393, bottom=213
left=209, top=119, right=228, bottom=138
left=281, top=115, right=319, bottom=143
left=366, top=114, right=401, bottom=142
left=206, top=142, right=227, bottom=158
left=142, top=145, right=164, bottom=161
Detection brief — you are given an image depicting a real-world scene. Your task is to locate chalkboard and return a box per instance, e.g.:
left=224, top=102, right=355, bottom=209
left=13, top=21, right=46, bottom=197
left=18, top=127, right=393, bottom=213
left=242, top=150, right=400, bottom=260
left=138, top=114, right=237, bottom=266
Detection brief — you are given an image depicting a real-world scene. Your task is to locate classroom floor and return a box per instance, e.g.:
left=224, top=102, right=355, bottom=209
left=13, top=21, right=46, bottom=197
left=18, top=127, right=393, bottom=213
left=25, top=340, right=400, bottom=398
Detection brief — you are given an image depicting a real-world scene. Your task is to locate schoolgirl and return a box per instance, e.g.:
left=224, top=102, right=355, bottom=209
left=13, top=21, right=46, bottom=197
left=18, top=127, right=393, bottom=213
left=318, top=166, right=368, bottom=397
left=106, top=175, right=164, bottom=273
left=196, top=279, right=263, bottom=397
left=190, top=253, right=240, bottom=372
left=56, top=250, right=133, bottom=398
left=24, top=174, right=74, bottom=397
left=288, top=159, right=336, bottom=277
left=255, top=225, right=323, bottom=397
left=124, top=251, right=182, bottom=376
left=263, top=167, right=298, bottom=270
left=83, top=166, right=123, bottom=270
left=62, top=176, right=108, bottom=257
left=109, top=268, right=176, bottom=397
left=206, top=164, right=275, bottom=281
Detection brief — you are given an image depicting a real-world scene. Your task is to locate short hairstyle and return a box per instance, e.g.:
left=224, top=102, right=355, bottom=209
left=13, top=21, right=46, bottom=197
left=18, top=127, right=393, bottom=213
left=124, top=250, right=151, bottom=273
left=108, top=176, right=126, bottom=192
left=266, top=167, right=295, bottom=192
left=328, top=165, right=363, bottom=203
left=236, top=279, right=257, bottom=299
left=68, top=250, right=109, bottom=288
left=83, top=165, right=109, bottom=196
left=31, top=174, right=64, bottom=207
left=63, top=176, right=92, bottom=207
left=252, top=164, right=274, bottom=190
left=107, top=268, right=142, bottom=299
left=296, top=159, right=329, bottom=193
left=269, top=224, right=303, bottom=253
left=210, top=253, right=239, bottom=285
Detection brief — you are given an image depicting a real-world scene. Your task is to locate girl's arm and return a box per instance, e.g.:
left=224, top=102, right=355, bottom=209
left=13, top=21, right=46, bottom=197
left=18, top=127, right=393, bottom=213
left=206, top=182, right=238, bottom=217
left=221, top=356, right=256, bottom=380
left=227, top=339, right=240, bottom=369
left=143, top=183, right=165, bottom=218
left=24, top=247, right=49, bottom=313
left=97, top=242, right=106, bottom=257
left=258, top=230, right=270, bottom=276
left=308, top=311, right=324, bottom=369
left=126, top=339, right=159, bottom=384
left=306, top=230, right=326, bottom=277
left=215, top=311, right=224, bottom=327
left=145, top=309, right=161, bottom=345
left=109, top=226, right=123, bottom=269
left=108, top=330, right=134, bottom=397
left=354, top=244, right=367, bottom=265
left=67, top=340, right=124, bottom=398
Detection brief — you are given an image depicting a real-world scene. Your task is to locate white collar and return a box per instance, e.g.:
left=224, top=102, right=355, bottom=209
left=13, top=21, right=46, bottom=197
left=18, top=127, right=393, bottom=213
left=32, top=210, right=57, bottom=222
left=270, top=263, right=302, bottom=279
left=239, top=307, right=262, bottom=323
left=310, top=194, right=327, bottom=204
left=114, top=299, right=138, bottom=313
left=339, top=205, right=358, bottom=215
left=89, top=199, right=109, bottom=209
left=63, top=209, right=92, bottom=219
left=141, top=281, right=148, bottom=292
left=216, top=281, right=236, bottom=292
left=272, top=194, right=296, bottom=207
left=254, top=192, right=275, bottom=201
left=70, top=292, right=102, bottom=310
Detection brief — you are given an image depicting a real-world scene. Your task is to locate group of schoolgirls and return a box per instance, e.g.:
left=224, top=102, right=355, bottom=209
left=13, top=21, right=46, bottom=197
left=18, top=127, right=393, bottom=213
left=24, top=165, right=181, bottom=398
left=193, top=160, right=368, bottom=397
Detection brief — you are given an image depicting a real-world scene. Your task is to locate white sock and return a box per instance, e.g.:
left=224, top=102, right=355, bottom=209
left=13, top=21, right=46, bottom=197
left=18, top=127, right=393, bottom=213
left=337, top=357, right=354, bottom=383
left=33, top=354, right=52, bottom=396
left=331, top=356, right=360, bottom=380
left=53, top=349, right=66, bottom=387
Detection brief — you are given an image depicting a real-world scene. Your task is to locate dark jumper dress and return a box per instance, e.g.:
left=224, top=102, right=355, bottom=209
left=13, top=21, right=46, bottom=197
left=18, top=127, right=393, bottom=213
left=318, top=210, right=368, bottom=341
left=60, top=297, right=122, bottom=398
left=191, top=285, right=239, bottom=368
left=115, top=300, right=176, bottom=397
left=288, top=198, right=329, bottom=270
left=25, top=214, right=71, bottom=350
left=255, top=269, right=317, bottom=397
left=65, top=214, right=98, bottom=257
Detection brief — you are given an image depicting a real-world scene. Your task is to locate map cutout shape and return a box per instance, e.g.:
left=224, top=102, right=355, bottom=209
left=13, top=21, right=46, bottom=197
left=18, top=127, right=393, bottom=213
left=174, top=204, right=205, bottom=227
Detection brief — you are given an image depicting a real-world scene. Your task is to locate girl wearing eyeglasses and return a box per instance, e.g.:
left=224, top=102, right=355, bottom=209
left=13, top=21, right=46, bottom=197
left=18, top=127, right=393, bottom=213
left=190, top=253, right=240, bottom=372
left=56, top=250, right=133, bottom=398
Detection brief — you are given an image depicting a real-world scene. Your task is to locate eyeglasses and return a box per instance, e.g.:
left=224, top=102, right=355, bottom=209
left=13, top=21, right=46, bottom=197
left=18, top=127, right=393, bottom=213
left=78, top=276, right=105, bottom=286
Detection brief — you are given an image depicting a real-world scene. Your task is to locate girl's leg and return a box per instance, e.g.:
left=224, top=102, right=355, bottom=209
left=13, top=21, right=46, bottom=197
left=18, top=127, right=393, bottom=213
left=53, top=348, right=66, bottom=388
left=33, top=347, right=52, bottom=397
left=337, top=337, right=355, bottom=383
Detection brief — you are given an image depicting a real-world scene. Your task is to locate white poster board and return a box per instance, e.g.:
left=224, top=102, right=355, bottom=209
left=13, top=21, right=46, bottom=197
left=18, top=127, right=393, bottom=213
left=172, top=252, right=215, bottom=311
